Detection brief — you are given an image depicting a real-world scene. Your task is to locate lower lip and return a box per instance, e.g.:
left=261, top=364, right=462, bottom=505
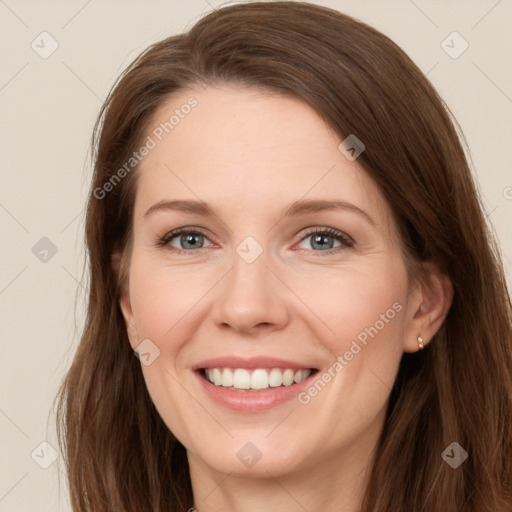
left=194, top=370, right=317, bottom=412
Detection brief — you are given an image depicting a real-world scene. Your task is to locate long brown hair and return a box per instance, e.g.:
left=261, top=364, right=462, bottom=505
left=55, top=2, right=512, bottom=510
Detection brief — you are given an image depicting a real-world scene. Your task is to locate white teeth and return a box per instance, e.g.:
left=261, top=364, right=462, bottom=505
left=268, top=368, right=283, bottom=387
left=233, top=368, right=251, bottom=389
left=282, top=369, right=294, bottom=386
left=204, top=367, right=313, bottom=390
left=212, top=368, right=222, bottom=386
left=221, top=368, right=233, bottom=387
left=250, top=369, right=269, bottom=390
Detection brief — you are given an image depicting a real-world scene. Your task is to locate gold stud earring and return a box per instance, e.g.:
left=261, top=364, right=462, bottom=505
left=418, top=336, right=424, bottom=350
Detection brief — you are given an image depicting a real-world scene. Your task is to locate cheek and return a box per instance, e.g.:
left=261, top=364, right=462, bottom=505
left=128, top=254, right=207, bottom=340
left=291, top=257, right=408, bottom=411
left=290, top=257, right=408, bottom=352
left=128, top=245, right=409, bottom=366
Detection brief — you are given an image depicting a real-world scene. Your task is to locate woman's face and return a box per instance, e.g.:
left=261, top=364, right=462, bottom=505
left=119, top=84, right=423, bottom=478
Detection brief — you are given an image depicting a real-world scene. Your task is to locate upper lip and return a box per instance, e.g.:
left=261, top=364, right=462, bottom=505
left=192, top=356, right=318, bottom=371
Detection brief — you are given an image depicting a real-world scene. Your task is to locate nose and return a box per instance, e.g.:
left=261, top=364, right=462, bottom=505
left=212, top=246, right=290, bottom=334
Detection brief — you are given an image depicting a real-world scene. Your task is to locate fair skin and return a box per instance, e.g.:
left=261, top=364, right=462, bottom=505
left=118, top=84, right=452, bottom=512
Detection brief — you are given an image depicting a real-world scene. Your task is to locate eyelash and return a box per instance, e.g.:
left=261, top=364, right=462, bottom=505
left=156, top=226, right=355, bottom=256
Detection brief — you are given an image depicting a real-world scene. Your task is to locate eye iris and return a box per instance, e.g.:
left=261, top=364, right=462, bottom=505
left=311, top=234, right=333, bottom=250
left=182, top=233, right=203, bottom=249
left=168, top=230, right=345, bottom=252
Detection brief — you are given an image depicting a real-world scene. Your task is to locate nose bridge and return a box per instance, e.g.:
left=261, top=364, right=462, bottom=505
left=214, top=236, right=288, bottom=332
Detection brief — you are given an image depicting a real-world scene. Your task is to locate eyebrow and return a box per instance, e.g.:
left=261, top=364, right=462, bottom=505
left=143, top=198, right=376, bottom=226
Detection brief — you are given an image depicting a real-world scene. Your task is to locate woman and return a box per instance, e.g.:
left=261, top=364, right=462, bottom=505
left=55, top=2, right=512, bottom=511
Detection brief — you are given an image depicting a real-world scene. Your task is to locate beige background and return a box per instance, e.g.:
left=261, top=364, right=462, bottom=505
left=0, top=0, right=511, bottom=510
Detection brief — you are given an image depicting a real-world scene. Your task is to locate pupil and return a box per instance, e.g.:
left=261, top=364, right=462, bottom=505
left=313, top=234, right=333, bottom=250
left=183, top=234, right=202, bottom=249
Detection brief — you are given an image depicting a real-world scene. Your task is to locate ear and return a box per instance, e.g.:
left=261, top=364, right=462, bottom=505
left=112, top=251, right=139, bottom=350
left=402, top=264, right=454, bottom=353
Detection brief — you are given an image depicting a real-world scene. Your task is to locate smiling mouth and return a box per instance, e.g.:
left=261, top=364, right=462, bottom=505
left=199, top=367, right=319, bottom=391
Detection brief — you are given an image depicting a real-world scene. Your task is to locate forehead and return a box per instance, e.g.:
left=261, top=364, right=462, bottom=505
left=133, top=84, right=392, bottom=228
